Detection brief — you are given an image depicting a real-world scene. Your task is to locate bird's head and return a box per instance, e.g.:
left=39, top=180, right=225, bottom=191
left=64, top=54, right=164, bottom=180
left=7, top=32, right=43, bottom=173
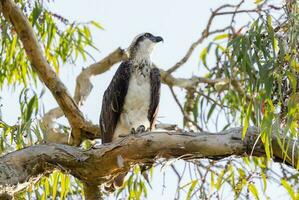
left=128, top=32, right=163, bottom=62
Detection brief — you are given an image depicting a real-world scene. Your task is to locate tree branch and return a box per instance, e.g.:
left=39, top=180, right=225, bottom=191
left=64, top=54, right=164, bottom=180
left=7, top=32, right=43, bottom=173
left=0, top=127, right=297, bottom=197
left=83, top=183, right=103, bottom=200
left=74, top=48, right=128, bottom=105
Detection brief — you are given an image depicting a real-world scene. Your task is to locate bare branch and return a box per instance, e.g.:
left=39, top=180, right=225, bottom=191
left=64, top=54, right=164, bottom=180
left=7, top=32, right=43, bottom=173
left=166, top=25, right=232, bottom=74
left=0, top=127, right=297, bottom=197
left=169, top=86, right=203, bottom=131
left=41, top=108, right=68, bottom=144
left=166, top=3, right=241, bottom=74
left=74, top=48, right=128, bottom=105
left=160, top=69, right=227, bottom=89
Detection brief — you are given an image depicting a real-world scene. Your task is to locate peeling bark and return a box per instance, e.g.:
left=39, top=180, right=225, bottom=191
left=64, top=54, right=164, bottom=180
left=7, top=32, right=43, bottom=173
left=0, top=127, right=297, bottom=197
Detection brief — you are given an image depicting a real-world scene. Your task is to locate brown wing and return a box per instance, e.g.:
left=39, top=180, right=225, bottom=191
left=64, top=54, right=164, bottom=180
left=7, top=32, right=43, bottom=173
left=99, top=61, right=131, bottom=143
left=148, top=67, right=161, bottom=130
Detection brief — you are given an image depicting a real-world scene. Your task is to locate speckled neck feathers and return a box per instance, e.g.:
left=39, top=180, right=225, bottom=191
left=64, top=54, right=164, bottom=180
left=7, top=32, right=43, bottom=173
left=129, top=56, right=152, bottom=77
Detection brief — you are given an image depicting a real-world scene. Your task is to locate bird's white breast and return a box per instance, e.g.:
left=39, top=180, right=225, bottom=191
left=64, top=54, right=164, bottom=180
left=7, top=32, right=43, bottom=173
left=113, top=66, right=151, bottom=140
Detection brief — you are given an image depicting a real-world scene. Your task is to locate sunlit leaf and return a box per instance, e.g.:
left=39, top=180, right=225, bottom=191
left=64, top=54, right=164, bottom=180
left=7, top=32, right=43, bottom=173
left=248, top=183, right=260, bottom=200
left=213, top=33, right=229, bottom=41
left=254, top=0, right=264, bottom=4
left=52, top=171, right=59, bottom=200
left=91, top=20, right=104, bottom=30
left=186, top=180, right=198, bottom=200
left=281, top=179, right=296, bottom=200
left=242, top=101, right=252, bottom=139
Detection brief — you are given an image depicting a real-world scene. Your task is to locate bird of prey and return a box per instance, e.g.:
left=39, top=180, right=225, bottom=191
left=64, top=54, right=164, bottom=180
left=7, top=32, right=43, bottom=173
left=99, top=33, right=163, bottom=190
left=100, top=33, right=162, bottom=143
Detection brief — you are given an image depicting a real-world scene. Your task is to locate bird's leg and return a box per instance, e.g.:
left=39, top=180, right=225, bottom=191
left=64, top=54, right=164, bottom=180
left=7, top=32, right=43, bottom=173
left=136, top=125, right=146, bottom=134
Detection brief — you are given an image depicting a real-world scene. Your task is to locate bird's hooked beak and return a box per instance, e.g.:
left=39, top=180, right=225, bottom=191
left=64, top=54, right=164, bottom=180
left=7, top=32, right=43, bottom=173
left=151, top=35, right=163, bottom=43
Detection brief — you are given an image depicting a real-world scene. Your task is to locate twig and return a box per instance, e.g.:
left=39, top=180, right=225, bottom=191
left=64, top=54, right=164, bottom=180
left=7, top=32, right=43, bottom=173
left=166, top=2, right=250, bottom=74
left=168, top=86, right=203, bottom=131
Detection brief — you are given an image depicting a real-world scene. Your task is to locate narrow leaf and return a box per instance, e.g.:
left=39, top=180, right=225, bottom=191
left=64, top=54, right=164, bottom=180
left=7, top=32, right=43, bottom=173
left=242, top=101, right=252, bottom=139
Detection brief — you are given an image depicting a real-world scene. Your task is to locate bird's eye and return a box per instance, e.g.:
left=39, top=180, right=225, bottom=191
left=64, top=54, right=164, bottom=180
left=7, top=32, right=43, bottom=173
left=144, top=33, right=151, bottom=37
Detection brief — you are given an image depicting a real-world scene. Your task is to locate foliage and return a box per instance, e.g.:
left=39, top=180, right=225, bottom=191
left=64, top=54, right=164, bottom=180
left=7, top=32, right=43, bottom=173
left=193, top=0, right=299, bottom=162
left=0, top=0, right=101, bottom=88
left=0, top=0, right=102, bottom=199
left=181, top=1, right=299, bottom=199
left=0, top=0, right=298, bottom=199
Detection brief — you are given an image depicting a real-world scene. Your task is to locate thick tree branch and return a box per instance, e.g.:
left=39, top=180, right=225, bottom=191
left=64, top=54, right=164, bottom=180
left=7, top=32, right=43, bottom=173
left=83, top=183, right=102, bottom=200
left=0, top=127, right=297, bottom=197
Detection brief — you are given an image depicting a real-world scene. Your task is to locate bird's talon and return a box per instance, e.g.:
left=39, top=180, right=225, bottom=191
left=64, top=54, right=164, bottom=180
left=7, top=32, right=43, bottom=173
left=130, top=128, right=136, bottom=134
left=136, top=125, right=146, bottom=134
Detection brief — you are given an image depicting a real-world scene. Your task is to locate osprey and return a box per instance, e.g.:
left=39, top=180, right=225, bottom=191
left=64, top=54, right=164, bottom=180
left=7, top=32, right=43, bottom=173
left=100, top=33, right=162, bottom=143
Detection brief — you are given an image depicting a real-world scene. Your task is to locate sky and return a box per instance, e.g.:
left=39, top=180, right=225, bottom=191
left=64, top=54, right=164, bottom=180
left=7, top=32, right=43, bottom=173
left=1, top=0, right=260, bottom=126
left=0, top=0, right=292, bottom=199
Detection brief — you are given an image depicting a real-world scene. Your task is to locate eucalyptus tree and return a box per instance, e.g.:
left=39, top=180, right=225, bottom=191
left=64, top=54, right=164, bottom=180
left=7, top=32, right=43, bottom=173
left=0, top=0, right=298, bottom=199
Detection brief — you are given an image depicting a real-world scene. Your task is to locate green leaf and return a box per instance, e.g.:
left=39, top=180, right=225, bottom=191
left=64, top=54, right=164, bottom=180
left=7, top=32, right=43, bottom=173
left=140, top=181, right=147, bottom=197
left=254, top=0, right=264, bottom=4
left=91, top=21, right=104, bottom=30
left=186, top=180, right=198, bottom=200
left=286, top=71, right=297, bottom=91
left=200, top=47, right=208, bottom=67
left=261, top=173, right=267, bottom=192
left=26, top=95, right=38, bottom=122
left=242, top=101, right=252, bottom=139
left=8, top=35, right=17, bottom=61
left=207, top=103, right=216, bottom=120
left=216, top=169, right=225, bottom=190
left=60, top=174, right=66, bottom=200
left=31, top=2, right=43, bottom=27
left=52, top=171, right=59, bottom=200
left=213, top=33, right=229, bottom=41
left=248, top=183, right=259, bottom=200
left=210, top=172, right=215, bottom=190
left=83, top=26, right=91, bottom=38
left=281, top=179, right=296, bottom=200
